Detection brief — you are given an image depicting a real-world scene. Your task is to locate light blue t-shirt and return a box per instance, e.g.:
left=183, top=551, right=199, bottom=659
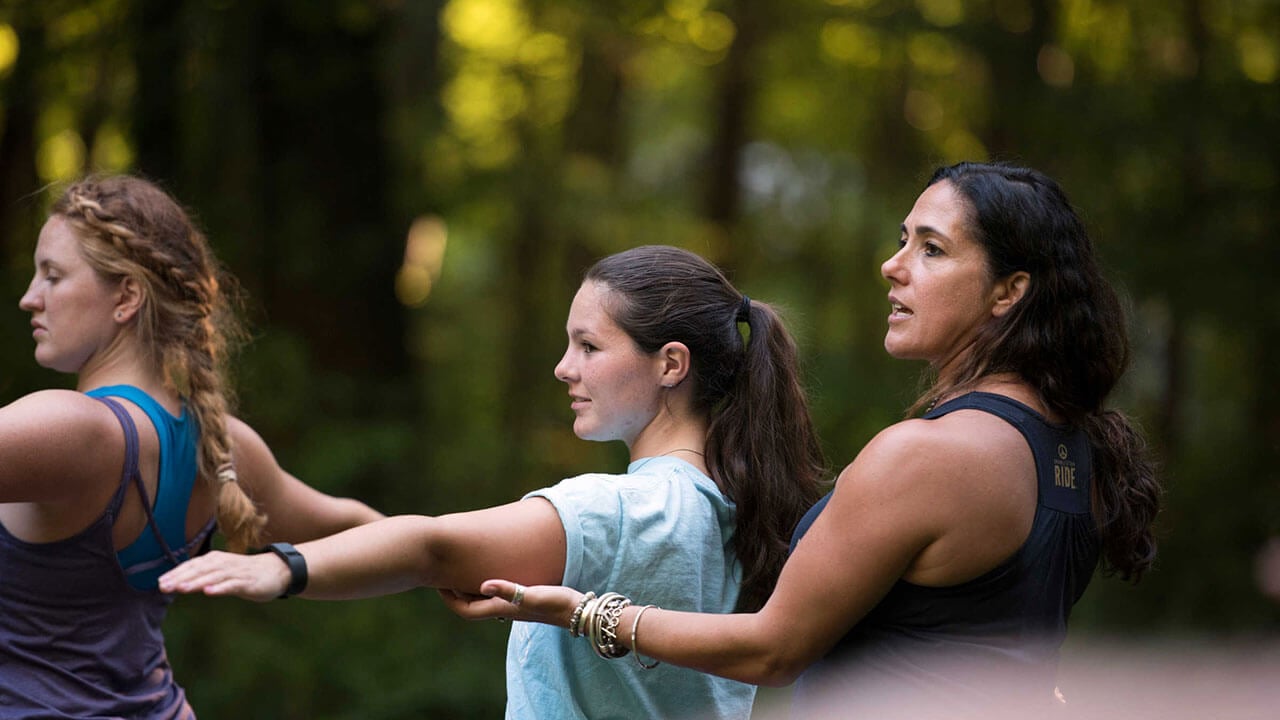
left=505, top=456, right=756, bottom=720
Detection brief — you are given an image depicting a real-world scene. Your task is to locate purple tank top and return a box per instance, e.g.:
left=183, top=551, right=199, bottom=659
left=0, top=397, right=197, bottom=719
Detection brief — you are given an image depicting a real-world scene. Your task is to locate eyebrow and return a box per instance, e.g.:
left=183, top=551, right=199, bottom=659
left=901, top=223, right=951, bottom=241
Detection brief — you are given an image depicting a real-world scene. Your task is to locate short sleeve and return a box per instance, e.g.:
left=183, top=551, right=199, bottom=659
left=525, top=474, right=626, bottom=590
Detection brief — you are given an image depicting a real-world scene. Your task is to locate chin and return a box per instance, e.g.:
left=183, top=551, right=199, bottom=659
left=572, top=422, right=603, bottom=442
left=883, top=339, right=912, bottom=360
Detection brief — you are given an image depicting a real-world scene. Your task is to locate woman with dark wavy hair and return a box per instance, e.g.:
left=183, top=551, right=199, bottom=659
left=445, top=162, right=1162, bottom=716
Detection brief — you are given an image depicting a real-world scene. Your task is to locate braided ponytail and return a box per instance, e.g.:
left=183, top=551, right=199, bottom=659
left=54, top=175, right=267, bottom=552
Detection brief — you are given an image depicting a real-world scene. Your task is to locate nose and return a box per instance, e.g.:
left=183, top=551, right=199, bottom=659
left=553, top=347, right=574, bottom=383
left=881, top=246, right=906, bottom=284
left=19, top=277, right=40, bottom=312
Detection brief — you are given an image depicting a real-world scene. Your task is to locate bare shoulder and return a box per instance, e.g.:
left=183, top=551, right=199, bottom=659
left=5, top=389, right=120, bottom=440
left=0, top=390, right=124, bottom=501
left=866, top=409, right=1024, bottom=465
left=837, top=411, right=1028, bottom=509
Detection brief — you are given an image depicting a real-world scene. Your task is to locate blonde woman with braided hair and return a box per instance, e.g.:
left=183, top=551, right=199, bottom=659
left=0, top=174, right=383, bottom=718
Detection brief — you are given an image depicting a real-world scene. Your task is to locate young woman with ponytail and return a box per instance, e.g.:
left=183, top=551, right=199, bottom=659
left=160, top=245, right=826, bottom=720
left=0, top=175, right=383, bottom=718
left=443, top=163, right=1163, bottom=717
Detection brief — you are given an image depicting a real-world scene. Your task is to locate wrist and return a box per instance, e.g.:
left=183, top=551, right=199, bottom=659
left=264, top=542, right=308, bottom=598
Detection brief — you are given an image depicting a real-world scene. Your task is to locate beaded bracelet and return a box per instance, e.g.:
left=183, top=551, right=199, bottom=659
left=568, top=592, right=596, bottom=638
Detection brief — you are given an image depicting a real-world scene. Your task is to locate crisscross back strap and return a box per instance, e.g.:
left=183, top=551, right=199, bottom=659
left=95, top=396, right=182, bottom=567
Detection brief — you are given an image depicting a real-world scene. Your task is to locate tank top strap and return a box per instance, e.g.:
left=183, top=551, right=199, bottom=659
left=925, top=392, right=1092, bottom=515
left=92, top=396, right=141, bottom=521
left=924, top=390, right=1038, bottom=426
left=92, top=396, right=183, bottom=568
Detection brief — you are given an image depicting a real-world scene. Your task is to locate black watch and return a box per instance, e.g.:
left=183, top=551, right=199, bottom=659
left=265, top=542, right=308, bottom=599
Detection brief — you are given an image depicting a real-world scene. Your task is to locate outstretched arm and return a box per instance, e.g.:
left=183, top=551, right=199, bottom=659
left=444, top=428, right=936, bottom=685
left=227, top=417, right=384, bottom=542
left=443, top=414, right=1030, bottom=686
left=159, top=497, right=567, bottom=602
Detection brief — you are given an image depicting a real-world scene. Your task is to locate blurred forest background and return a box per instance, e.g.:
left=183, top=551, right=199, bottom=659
left=0, top=0, right=1277, bottom=717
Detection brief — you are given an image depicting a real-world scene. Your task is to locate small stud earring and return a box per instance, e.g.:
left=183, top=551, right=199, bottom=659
left=116, top=312, right=123, bottom=319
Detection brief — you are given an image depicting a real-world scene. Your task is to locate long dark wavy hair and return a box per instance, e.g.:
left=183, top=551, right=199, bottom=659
left=912, top=162, right=1161, bottom=581
left=586, top=245, right=826, bottom=611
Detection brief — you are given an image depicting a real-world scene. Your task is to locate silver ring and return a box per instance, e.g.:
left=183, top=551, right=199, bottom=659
left=511, top=584, right=526, bottom=607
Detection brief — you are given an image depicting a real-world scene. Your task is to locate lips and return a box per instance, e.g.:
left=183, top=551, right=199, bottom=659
left=888, top=297, right=913, bottom=321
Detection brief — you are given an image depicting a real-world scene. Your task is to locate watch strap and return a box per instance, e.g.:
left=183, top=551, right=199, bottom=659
left=265, top=542, right=308, bottom=599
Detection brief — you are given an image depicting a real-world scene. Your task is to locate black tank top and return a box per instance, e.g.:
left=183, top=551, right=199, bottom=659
left=788, top=392, right=1100, bottom=714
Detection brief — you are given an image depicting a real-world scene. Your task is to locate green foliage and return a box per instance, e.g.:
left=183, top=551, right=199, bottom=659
left=2, top=0, right=1277, bottom=715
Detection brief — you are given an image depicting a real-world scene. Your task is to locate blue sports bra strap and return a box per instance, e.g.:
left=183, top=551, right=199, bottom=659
left=93, top=396, right=183, bottom=567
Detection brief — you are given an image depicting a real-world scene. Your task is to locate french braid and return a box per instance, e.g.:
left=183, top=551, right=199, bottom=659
left=54, top=176, right=266, bottom=552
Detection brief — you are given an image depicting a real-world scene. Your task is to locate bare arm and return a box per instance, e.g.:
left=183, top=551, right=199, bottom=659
left=444, top=415, right=1034, bottom=685
left=159, top=497, right=567, bottom=602
left=227, top=417, right=384, bottom=542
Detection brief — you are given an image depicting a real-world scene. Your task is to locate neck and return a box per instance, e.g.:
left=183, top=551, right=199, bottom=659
left=77, top=347, right=179, bottom=412
left=629, top=422, right=708, bottom=463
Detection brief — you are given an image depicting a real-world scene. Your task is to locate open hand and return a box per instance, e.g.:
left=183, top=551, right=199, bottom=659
left=158, top=550, right=289, bottom=602
left=439, top=579, right=584, bottom=628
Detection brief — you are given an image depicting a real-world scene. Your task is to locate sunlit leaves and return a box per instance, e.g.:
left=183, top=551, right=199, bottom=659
left=634, top=0, right=737, bottom=64
left=442, top=0, right=532, bottom=60
left=36, top=128, right=84, bottom=180
left=915, top=0, right=964, bottom=28
left=906, top=31, right=959, bottom=74
left=89, top=123, right=133, bottom=171
left=1060, top=0, right=1133, bottom=81
left=820, top=20, right=883, bottom=67
left=437, top=0, right=580, bottom=168
left=0, top=24, right=17, bottom=77
left=1237, top=30, right=1278, bottom=83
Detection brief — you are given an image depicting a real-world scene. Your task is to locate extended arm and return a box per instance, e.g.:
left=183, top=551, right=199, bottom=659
left=159, top=497, right=567, bottom=602
left=226, top=417, right=384, bottom=542
left=443, top=414, right=1034, bottom=685
left=445, top=426, right=938, bottom=685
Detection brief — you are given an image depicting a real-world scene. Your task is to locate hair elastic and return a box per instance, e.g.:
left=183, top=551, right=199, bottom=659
left=737, top=295, right=751, bottom=323
left=215, top=463, right=238, bottom=485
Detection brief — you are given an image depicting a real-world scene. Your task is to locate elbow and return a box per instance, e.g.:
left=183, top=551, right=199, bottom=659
left=748, top=655, right=807, bottom=688
left=730, top=641, right=809, bottom=687
left=412, top=516, right=453, bottom=588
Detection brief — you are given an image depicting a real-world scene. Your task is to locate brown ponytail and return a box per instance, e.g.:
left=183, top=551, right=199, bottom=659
left=585, top=246, right=826, bottom=611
